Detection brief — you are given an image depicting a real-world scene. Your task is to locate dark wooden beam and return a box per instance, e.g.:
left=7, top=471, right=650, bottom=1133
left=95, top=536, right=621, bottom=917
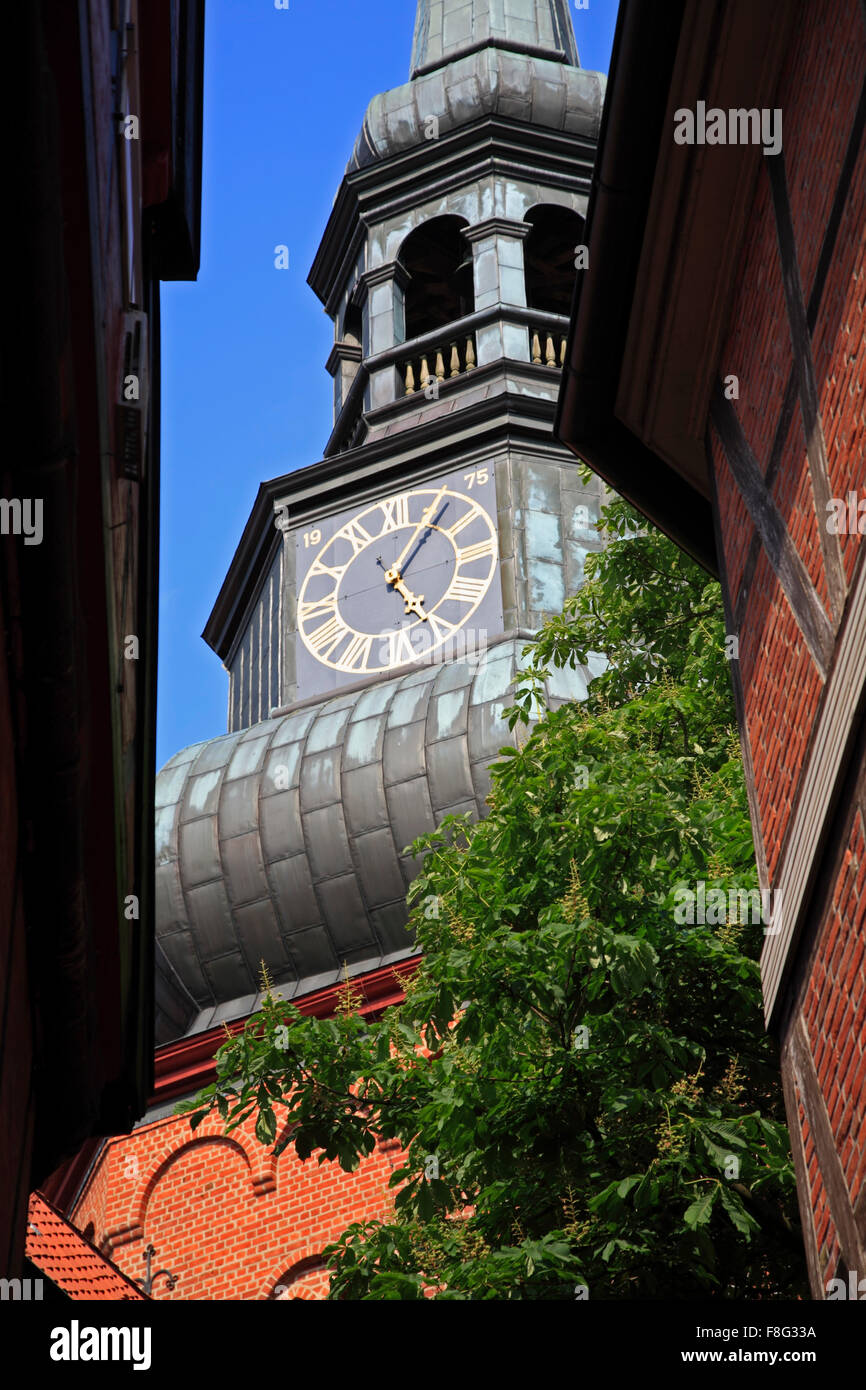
left=790, top=1014, right=866, bottom=1279
left=710, top=383, right=833, bottom=678
left=733, top=374, right=797, bottom=631
left=708, top=433, right=770, bottom=893
left=780, top=1038, right=825, bottom=1298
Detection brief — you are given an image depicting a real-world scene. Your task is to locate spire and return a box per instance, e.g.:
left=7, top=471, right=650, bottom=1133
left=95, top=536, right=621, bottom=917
left=410, top=0, right=580, bottom=79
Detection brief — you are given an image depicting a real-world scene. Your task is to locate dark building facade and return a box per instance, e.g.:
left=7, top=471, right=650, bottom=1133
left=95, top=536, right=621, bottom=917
left=1, top=0, right=204, bottom=1276
left=557, top=0, right=866, bottom=1297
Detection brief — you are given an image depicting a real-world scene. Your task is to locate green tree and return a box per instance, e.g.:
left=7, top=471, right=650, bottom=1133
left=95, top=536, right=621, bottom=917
left=178, top=485, right=805, bottom=1300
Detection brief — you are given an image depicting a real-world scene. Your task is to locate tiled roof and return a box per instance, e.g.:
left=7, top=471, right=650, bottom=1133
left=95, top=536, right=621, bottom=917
left=26, top=1193, right=147, bottom=1300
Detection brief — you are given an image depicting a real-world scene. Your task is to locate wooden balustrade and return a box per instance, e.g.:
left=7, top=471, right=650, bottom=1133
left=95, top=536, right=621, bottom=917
left=531, top=329, right=568, bottom=368
left=403, top=335, right=476, bottom=396
left=401, top=327, right=567, bottom=397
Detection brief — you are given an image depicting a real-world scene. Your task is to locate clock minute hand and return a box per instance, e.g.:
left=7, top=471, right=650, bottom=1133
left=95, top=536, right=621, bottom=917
left=390, top=485, right=448, bottom=574
left=401, top=501, right=449, bottom=575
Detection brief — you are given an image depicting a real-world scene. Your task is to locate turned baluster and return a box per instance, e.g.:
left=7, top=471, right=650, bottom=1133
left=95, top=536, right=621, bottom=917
left=449, top=342, right=460, bottom=378
left=434, top=349, right=445, bottom=382
left=404, top=361, right=415, bottom=395
left=531, top=331, right=542, bottom=364
left=465, top=337, right=476, bottom=371
left=545, top=333, right=556, bottom=367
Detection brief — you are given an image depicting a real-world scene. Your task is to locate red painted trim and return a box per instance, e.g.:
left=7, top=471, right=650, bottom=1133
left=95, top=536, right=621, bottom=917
left=151, top=958, right=420, bottom=1103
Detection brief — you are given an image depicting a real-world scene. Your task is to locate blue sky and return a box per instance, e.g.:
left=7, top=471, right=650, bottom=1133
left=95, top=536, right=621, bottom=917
left=157, top=0, right=619, bottom=768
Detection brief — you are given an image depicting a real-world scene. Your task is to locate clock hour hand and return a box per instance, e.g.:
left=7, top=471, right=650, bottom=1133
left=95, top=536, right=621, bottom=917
left=383, top=565, right=428, bottom=621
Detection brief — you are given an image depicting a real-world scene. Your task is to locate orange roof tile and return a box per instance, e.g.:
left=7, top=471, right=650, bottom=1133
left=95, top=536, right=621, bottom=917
left=26, top=1193, right=148, bottom=1300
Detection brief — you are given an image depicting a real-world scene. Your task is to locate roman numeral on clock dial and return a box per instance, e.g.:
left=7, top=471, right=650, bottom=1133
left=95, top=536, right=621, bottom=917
left=448, top=574, right=488, bottom=605
left=380, top=494, right=411, bottom=531
left=308, top=557, right=348, bottom=584
left=343, top=518, right=373, bottom=556
left=456, top=538, right=496, bottom=564
left=297, top=594, right=338, bottom=625
left=443, top=510, right=476, bottom=542
left=427, top=613, right=458, bottom=645
left=387, top=628, right=416, bottom=666
left=340, top=632, right=374, bottom=671
left=306, top=615, right=347, bottom=659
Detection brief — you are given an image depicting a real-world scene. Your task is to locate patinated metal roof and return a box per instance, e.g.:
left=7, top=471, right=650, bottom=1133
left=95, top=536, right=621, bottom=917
left=348, top=48, right=603, bottom=172
left=154, top=638, right=591, bottom=1042
left=346, top=49, right=603, bottom=170
left=411, top=0, right=580, bottom=77
left=346, top=0, right=602, bottom=172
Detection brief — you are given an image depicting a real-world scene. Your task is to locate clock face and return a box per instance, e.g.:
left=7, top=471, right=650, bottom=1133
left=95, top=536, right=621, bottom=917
left=294, top=467, right=500, bottom=685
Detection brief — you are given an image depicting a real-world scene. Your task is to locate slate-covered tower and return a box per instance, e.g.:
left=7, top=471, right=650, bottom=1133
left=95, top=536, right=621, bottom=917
left=69, top=1, right=608, bottom=1300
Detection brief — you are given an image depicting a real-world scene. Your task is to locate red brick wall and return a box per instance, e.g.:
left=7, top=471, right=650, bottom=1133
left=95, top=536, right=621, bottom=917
left=71, top=1107, right=405, bottom=1300
left=716, top=163, right=793, bottom=481
left=813, top=126, right=866, bottom=587
left=782, top=0, right=864, bottom=304
left=710, top=0, right=866, bottom=1291
left=712, top=443, right=754, bottom=605
left=802, top=812, right=866, bottom=1215
left=712, top=0, right=865, bottom=895
left=788, top=800, right=866, bottom=1287
left=771, top=409, right=833, bottom=617
left=798, top=1096, right=841, bottom=1281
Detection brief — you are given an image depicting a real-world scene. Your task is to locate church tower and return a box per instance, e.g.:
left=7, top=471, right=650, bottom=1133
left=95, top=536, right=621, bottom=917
left=154, top=0, right=606, bottom=1041
left=70, top=0, right=608, bottom=1300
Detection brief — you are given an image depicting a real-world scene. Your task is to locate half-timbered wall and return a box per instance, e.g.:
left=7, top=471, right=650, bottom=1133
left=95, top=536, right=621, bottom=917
left=707, top=0, right=866, bottom=1297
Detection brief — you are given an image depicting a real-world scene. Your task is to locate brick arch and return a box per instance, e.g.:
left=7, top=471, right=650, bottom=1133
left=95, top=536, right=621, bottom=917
left=258, top=1243, right=318, bottom=1300
left=281, top=1282, right=321, bottom=1301
left=138, top=1132, right=264, bottom=1299
left=267, top=1249, right=330, bottom=1302
left=96, top=1131, right=250, bottom=1257
left=134, top=1112, right=284, bottom=1228
left=138, top=1134, right=253, bottom=1231
left=73, top=1094, right=408, bottom=1298
left=92, top=1107, right=290, bottom=1261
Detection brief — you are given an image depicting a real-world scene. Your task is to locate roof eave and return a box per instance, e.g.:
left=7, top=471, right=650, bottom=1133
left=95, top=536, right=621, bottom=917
left=556, top=0, right=798, bottom=577
left=553, top=0, right=721, bottom=569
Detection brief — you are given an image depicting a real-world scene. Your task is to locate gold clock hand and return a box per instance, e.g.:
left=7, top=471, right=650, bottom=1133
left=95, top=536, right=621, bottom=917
left=385, top=570, right=428, bottom=621
left=390, top=484, right=448, bottom=574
